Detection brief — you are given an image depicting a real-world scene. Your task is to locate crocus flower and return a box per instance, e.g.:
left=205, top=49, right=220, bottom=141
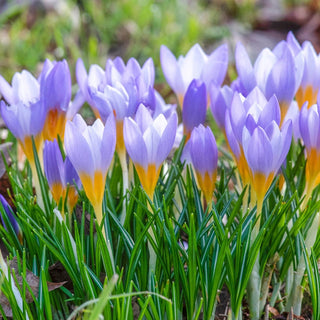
left=210, top=84, right=234, bottom=131
left=189, top=125, right=218, bottom=203
left=234, top=41, right=303, bottom=125
left=88, top=57, right=156, bottom=155
left=124, top=104, right=177, bottom=198
left=41, top=60, right=72, bottom=141
left=285, top=32, right=320, bottom=109
left=64, top=114, right=116, bottom=224
left=0, top=194, right=22, bottom=242
left=0, top=70, right=46, bottom=163
left=225, top=87, right=281, bottom=186
left=242, top=119, right=292, bottom=205
left=105, top=56, right=155, bottom=105
left=182, top=79, right=207, bottom=139
left=299, top=102, right=320, bottom=199
left=160, top=43, right=228, bottom=107
left=43, top=139, right=81, bottom=214
left=76, top=58, right=106, bottom=118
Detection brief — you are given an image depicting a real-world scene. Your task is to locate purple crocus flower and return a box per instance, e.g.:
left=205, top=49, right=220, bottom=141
left=0, top=194, right=21, bottom=241
left=123, top=104, right=177, bottom=198
left=210, top=84, right=234, bottom=131
left=64, top=113, right=116, bottom=224
left=182, top=79, right=207, bottom=139
left=285, top=32, right=320, bottom=109
left=160, top=43, right=228, bottom=107
left=299, top=102, right=320, bottom=198
left=242, top=119, right=292, bottom=203
left=0, top=70, right=46, bottom=163
left=40, top=60, right=72, bottom=141
left=234, top=40, right=303, bottom=124
left=76, top=58, right=106, bottom=118
left=189, top=125, right=218, bottom=203
left=43, top=139, right=81, bottom=212
left=83, top=57, right=156, bottom=158
left=225, top=87, right=281, bottom=186
left=105, top=56, right=155, bottom=98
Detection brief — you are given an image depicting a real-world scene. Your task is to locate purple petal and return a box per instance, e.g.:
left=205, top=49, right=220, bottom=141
left=123, top=117, right=148, bottom=169
left=245, top=114, right=257, bottom=135
left=0, top=194, right=20, bottom=236
left=235, top=42, right=256, bottom=94
left=135, top=104, right=153, bottom=133
left=156, top=112, right=178, bottom=167
left=244, top=126, right=273, bottom=175
left=65, top=156, right=81, bottom=188
left=12, top=71, right=40, bottom=105
left=202, top=43, right=228, bottom=88
left=301, top=42, right=320, bottom=89
left=210, top=85, right=233, bottom=129
left=245, top=86, right=267, bottom=107
left=190, top=125, right=218, bottom=175
left=41, top=60, right=71, bottom=112
left=225, top=110, right=240, bottom=158
left=182, top=79, right=207, bottom=133
left=65, top=118, right=95, bottom=176
left=160, top=45, right=183, bottom=95
left=67, top=90, right=85, bottom=120
left=0, top=75, right=13, bottom=104
left=286, top=31, right=301, bottom=55
left=43, top=139, right=64, bottom=187
left=143, top=124, right=161, bottom=164
left=258, top=95, right=281, bottom=127
left=274, top=120, right=292, bottom=170
left=299, top=103, right=312, bottom=149
left=254, top=48, right=277, bottom=93
left=76, top=58, right=89, bottom=98
left=265, top=46, right=296, bottom=103
left=101, top=114, right=116, bottom=172
left=141, top=58, right=155, bottom=87
left=230, top=92, right=246, bottom=142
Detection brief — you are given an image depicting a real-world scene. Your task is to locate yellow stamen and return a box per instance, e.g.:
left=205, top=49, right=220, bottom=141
left=42, top=109, right=67, bottom=141
left=135, top=163, right=161, bottom=199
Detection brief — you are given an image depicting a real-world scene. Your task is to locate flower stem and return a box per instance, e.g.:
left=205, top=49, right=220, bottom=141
left=118, top=150, right=128, bottom=226
left=247, top=199, right=263, bottom=320
left=147, top=201, right=157, bottom=290
left=286, top=211, right=320, bottom=314
left=29, top=160, right=44, bottom=211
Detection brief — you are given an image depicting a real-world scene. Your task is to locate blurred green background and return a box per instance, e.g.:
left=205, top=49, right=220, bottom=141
left=0, top=0, right=318, bottom=82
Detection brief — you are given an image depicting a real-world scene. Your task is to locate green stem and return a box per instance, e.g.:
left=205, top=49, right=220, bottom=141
left=29, top=160, right=44, bottom=211
left=242, top=185, right=249, bottom=217
left=118, top=150, right=128, bottom=226
left=259, top=254, right=279, bottom=315
left=147, top=227, right=157, bottom=290
left=147, top=201, right=156, bottom=290
left=229, top=308, right=242, bottom=320
left=247, top=199, right=262, bottom=320
left=286, top=212, right=320, bottom=314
